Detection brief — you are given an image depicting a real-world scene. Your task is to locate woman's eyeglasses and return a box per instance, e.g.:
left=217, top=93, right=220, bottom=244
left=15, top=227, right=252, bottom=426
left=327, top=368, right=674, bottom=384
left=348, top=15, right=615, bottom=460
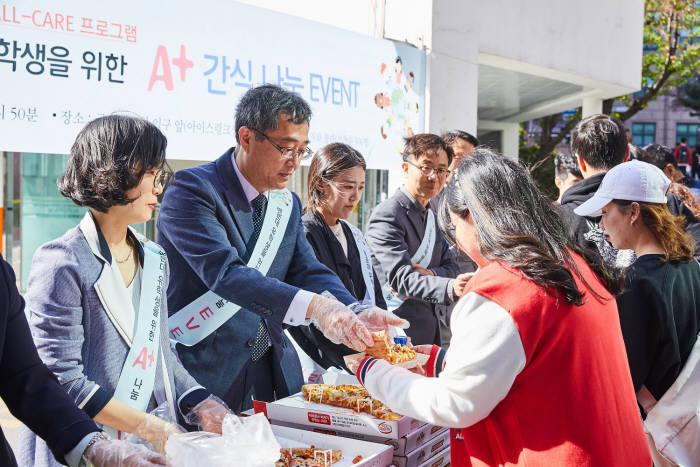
left=154, top=170, right=170, bottom=189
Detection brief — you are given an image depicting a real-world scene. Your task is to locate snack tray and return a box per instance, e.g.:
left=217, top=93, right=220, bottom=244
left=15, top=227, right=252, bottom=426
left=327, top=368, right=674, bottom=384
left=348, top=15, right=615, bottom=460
left=344, top=352, right=429, bottom=369
left=273, top=424, right=393, bottom=467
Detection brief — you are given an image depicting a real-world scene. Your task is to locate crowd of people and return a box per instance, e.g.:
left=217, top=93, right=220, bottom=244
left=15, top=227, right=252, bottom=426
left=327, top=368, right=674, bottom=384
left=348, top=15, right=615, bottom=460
left=1, top=84, right=698, bottom=466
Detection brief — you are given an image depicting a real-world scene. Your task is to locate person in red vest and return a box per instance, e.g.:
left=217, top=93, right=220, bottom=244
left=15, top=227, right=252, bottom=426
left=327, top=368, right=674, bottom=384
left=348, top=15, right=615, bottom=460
left=349, top=148, right=651, bottom=466
left=673, top=137, right=693, bottom=175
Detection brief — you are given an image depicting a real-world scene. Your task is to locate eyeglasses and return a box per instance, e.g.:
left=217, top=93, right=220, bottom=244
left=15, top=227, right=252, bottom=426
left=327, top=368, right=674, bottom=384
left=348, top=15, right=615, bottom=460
left=405, top=160, right=451, bottom=178
left=154, top=170, right=170, bottom=189
left=250, top=128, right=314, bottom=161
left=329, top=181, right=365, bottom=199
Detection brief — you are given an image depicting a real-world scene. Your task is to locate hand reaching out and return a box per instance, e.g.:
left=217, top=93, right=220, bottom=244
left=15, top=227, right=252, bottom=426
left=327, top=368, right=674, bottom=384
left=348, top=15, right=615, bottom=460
left=307, top=295, right=374, bottom=351
left=185, top=395, right=232, bottom=434
left=452, top=272, right=475, bottom=298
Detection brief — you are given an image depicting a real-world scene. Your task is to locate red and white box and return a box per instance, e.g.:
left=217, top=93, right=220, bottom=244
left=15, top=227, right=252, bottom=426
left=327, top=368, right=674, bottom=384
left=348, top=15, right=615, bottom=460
left=257, top=392, right=425, bottom=440
left=392, top=423, right=447, bottom=455
left=272, top=425, right=393, bottom=467
left=415, top=445, right=451, bottom=467
left=392, top=429, right=450, bottom=467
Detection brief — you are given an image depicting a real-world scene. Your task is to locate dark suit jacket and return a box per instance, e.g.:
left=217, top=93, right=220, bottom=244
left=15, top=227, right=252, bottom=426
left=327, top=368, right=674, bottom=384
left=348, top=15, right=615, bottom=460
left=365, top=188, right=459, bottom=345
left=157, top=149, right=356, bottom=409
left=0, top=255, right=98, bottom=466
left=287, top=210, right=386, bottom=370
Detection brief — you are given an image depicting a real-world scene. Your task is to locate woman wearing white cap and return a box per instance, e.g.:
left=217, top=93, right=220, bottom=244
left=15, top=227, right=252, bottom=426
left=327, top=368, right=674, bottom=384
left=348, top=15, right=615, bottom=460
left=574, top=160, right=700, bottom=463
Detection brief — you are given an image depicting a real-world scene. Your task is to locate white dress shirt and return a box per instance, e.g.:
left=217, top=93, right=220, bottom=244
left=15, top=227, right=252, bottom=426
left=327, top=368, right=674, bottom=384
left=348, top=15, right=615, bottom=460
left=231, top=152, right=314, bottom=325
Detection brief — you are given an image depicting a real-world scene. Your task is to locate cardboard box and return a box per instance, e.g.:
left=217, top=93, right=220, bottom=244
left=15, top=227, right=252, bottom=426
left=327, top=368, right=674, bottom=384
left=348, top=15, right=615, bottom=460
left=415, top=445, right=451, bottom=467
left=395, top=424, right=446, bottom=455
left=260, top=392, right=425, bottom=440
left=269, top=420, right=447, bottom=457
left=391, top=429, right=450, bottom=467
left=272, top=425, right=393, bottom=467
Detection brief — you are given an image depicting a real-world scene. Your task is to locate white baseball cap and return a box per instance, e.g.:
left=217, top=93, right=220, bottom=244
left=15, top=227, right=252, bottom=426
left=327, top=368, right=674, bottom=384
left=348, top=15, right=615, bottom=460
left=574, top=160, right=671, bottom=217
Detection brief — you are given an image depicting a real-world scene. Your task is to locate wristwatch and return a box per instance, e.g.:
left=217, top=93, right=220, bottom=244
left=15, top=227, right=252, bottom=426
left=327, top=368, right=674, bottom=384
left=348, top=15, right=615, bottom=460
left=79, top=432, right=109, bottom=467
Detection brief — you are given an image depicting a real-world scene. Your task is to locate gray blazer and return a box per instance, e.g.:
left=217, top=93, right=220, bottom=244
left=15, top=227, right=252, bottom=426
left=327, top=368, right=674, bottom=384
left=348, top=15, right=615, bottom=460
left=365, top=188, right=459, bottom=345
left=18, top=213, right=208, bottom=467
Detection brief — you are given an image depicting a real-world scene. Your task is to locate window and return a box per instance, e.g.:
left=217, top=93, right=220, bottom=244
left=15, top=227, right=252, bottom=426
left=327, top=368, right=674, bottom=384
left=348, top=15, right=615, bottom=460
left=632, top=123, right=656, bottom=147
left=676, top=123, right=699, bottom=147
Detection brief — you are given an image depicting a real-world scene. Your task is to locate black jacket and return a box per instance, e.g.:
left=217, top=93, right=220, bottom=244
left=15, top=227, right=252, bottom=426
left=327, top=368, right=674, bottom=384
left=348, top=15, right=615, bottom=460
left=0, top=255, right=98, bottom=466
left=302, top=210, right=386, bottom=308
left=286, top=211, right=386, bottom=371
left=615, top=255, right=700, bottom=402
left=559, top=173, right=700, bottom=271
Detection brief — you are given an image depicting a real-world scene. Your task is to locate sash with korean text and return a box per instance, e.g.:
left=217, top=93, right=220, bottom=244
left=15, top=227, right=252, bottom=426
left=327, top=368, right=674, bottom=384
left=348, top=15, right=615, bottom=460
left=340, top=220, right=375, bottom=306
left=168, top=189, right=293, bottom=346
left=107, top=238, right=166, bottom=439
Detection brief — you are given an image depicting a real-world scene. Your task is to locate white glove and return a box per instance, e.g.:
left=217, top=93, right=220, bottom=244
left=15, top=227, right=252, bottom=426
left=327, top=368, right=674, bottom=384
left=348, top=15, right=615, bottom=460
left=307, top=295, right=374, bottom=351
left=357, top=307, right=409, bottom=330
left=83, top=437, right=168, bottom=466
left=184, top=395, right=232, bottom=434
left=133, top=413, right=185, bottom=455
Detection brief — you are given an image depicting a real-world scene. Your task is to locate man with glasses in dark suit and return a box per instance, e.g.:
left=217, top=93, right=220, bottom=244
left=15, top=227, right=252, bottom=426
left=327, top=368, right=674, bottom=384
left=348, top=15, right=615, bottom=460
left=365, top=134, right=470, bottom=345
left=158, top=84, right=407, bottom=412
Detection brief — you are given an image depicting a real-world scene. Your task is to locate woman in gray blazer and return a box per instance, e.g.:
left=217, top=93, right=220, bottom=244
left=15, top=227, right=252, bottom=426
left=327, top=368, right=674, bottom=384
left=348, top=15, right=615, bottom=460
left=19, top=115, right=230, bottom=466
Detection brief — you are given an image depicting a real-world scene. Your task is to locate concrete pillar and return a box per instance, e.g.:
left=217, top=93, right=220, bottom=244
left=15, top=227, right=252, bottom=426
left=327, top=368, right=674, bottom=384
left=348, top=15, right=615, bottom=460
left=427, top=51, right=478, bottom=135
left=477, top=121, right=520, bottom=160
left=386, top=0, right=479, bottom=194
left=582, top=97, right=603, bottom=117
left=501, top=123, right=520, bottom=160
left=425, top=0, right=478, bottom=135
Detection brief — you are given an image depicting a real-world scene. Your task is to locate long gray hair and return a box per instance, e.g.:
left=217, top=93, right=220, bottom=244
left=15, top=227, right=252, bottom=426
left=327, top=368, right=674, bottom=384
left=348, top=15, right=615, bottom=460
left=438, top=148, right=616, bottom=304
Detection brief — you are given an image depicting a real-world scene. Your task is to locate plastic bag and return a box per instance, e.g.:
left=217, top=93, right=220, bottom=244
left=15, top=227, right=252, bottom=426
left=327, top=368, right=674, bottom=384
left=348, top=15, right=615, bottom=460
left=165, top=413, right=281, bottom=467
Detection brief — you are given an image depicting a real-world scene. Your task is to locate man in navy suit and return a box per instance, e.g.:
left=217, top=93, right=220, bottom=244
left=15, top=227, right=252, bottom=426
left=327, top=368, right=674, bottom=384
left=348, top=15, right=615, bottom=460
left=158, top=84, right=406, bottom=412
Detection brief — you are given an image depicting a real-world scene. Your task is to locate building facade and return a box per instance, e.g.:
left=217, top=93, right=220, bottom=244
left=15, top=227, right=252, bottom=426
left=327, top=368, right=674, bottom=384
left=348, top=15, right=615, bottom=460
left=625, top=90, right=700, bottom=149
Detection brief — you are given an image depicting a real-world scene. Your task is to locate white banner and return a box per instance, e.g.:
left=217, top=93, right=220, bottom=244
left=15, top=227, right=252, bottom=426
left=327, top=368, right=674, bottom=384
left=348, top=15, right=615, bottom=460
left=0, top=1, right=425, bottom=170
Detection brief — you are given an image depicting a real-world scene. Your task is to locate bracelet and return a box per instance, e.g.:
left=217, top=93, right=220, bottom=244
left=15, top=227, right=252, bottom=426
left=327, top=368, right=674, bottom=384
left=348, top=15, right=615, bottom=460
left=79, top=432, right=109, bottom=467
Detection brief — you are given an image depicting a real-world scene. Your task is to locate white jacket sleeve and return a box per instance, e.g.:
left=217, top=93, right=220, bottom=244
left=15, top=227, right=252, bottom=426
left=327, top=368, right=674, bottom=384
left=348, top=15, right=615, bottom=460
left=357, top=292, right=526, bottom=428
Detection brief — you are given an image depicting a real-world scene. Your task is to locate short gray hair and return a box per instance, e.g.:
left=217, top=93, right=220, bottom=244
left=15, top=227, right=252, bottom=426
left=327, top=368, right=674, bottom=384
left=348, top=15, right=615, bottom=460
left=234, top=84, right=312, bottom=143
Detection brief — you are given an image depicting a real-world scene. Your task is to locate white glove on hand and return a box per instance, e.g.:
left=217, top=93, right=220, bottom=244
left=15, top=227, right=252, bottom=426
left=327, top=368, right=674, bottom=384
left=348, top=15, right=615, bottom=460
left=307, top=295, right=374, bottom=351
left=133, top=413, right=184, bottom=455
left=357, top=307, right=409, bottom=330
left=184, top=395, right=232, bottom=434
left=83, top=437, right=168, bottom=467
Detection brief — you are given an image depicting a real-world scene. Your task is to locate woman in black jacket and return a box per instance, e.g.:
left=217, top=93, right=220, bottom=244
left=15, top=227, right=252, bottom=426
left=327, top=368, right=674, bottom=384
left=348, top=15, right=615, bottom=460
left=288, top=143, right=386, bottom=371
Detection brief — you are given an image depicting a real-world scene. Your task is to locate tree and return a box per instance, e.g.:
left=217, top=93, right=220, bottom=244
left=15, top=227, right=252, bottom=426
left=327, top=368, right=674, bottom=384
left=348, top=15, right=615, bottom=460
left=604, top=0, right=700, bottom=120
left=524, top=0, right=699, bottom=197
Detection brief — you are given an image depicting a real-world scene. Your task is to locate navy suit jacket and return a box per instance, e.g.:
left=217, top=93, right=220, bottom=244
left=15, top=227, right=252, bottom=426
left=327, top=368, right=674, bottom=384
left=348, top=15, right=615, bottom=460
left=0, top=255, right=98, bottom=467
left=157, top=148, right=356, bottom=407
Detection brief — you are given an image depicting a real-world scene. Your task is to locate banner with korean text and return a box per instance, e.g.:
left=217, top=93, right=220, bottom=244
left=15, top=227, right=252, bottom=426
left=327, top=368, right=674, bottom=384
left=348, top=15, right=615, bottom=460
left=0, top=1, right=425, bottom=170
